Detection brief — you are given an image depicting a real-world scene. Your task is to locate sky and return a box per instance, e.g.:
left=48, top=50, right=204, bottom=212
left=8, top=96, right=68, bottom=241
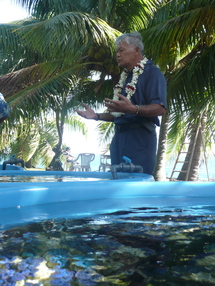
left=0, top=0, right=107, bottom=155
left=0, top=0, right=29, bottom=23
left=63, top=117, right=107, bottom=155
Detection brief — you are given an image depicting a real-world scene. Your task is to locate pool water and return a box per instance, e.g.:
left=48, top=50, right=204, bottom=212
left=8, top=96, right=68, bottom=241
left=0, top=175, right=103, bottom=183
left=0, top=170, right=152, bottom=182
left=1, top=207, right=215, bottom=285
left=1, top=170, right=215, bottom=284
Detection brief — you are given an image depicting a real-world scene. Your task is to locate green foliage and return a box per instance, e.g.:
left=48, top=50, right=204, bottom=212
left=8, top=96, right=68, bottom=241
left=0, top=118, right=59, bottom=167
left=1, top=0, right=215, bottom=172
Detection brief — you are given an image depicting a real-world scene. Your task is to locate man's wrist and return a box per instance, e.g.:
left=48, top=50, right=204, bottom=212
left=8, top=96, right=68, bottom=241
left=135, top=105, right=139, bottom=115
left=131, top=105, right=140, bottom=115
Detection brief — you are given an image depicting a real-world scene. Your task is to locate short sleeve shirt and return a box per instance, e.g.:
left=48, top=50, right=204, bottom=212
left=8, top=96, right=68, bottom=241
left=114, top=60, right=166, bottom=126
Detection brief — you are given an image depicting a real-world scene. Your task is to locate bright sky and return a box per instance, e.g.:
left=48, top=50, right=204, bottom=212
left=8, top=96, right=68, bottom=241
left=0, top=0, right=29, bottom=23
left=64, top=118, right=107, bottom=155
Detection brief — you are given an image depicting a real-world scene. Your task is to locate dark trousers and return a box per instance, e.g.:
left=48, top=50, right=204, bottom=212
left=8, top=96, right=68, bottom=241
left=110, top=126, right=157, bottom=175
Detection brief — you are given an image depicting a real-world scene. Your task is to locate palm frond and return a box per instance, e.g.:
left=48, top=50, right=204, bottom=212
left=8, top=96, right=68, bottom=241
left=141, top=0, right=215, bottom=68
left=17, top=12, right=120, bottom=60
left=167, top=44, right=215, bottom=110
left=64, top=116, right=88, bottom=135
left=96, top=120, right=114, bottom=147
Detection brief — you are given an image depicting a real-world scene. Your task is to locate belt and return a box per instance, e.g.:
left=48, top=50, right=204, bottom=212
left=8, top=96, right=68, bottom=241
left=115, top=121, right=155, bottom=133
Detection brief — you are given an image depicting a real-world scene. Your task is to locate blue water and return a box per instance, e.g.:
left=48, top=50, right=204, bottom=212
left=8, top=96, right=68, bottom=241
left=0, top=168, right=215, bottom=284
left=165, top=157, right=215, bottom=181
left=1, top=208, right=215, bottom=285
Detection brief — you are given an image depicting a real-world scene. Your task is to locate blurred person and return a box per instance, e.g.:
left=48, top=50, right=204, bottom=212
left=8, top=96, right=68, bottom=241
left=63, top=147, right=77, bottom=171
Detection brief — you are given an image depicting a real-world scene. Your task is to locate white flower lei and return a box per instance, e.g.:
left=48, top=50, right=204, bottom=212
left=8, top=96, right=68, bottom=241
left=111, top=58, right=148, bottom=117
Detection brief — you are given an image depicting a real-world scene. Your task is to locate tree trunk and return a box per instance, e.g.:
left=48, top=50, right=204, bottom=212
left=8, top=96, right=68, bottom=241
left=153, top=112, right=169, bottom=181
left=25, top=158, right=32, bottom=169
left=46, top=148, right=64, bottom=171
left=177, top=115, right=206, bottom=181
left=47, top=109, right=65, bottom=171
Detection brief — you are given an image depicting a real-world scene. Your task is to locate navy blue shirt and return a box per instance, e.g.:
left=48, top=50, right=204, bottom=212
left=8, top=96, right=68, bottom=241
left=114, top=60, right=166, bottom=126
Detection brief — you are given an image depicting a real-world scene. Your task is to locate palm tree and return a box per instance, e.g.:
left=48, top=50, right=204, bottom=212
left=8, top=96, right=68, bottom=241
left=8, top=120, right=58, bottom=169
left=1, top=0, right=214, bottom=177
left=141, top=0, right=215, bottom=180
left=0, top=0, right=158, bottom=169
left=153, top=113, right=169, bottom=181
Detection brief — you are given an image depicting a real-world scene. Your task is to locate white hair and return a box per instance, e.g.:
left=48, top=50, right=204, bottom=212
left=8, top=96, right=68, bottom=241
left=115, top=32, right=144, bottom=55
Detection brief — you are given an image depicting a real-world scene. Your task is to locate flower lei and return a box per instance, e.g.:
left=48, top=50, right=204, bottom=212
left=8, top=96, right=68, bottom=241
left=111, top=57, right=148, bottom=117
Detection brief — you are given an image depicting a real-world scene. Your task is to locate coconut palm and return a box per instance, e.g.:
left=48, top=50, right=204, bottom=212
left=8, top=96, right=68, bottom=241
left=1, top=0, right=214, bottom=177
left=97, top=0, right=215, bottom=180
left=0, top=0, right=156, bottom=97
left=140, top=0, right=215, bottom=180
left=0, top=109, right=88, bottom=169
left=0, top=0, right=158, bottom=169
left=8, top=120, right=58, bottom=168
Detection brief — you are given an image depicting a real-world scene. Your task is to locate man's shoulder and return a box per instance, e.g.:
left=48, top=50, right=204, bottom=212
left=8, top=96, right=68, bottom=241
left=144, top=61, right=165, bottom=78
left=145, top=60, right=160, bottom=70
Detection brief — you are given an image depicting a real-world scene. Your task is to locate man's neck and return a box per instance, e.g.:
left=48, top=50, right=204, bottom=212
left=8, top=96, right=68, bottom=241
left=126, top=56, right=144, bottom=71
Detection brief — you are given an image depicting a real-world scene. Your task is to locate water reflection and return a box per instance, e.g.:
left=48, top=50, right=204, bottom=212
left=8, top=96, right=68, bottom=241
left=1, top=207, right=215, bottom=285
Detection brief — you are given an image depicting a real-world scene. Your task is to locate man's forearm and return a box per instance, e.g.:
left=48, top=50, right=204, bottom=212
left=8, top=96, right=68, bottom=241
left=95, top=113, right=115, bottom=122
left=130, top=103, right=166, bottom=117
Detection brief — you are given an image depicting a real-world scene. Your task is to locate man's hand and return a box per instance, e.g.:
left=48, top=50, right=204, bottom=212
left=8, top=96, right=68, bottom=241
left=75, top=103, right=97, bottom=120
left=104, top=94, right=166, bottom=117
left=104, top=94, right=136, bottom=114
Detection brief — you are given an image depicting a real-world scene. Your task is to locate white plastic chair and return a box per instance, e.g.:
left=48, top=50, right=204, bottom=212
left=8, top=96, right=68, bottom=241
left=98, top=154, right=111, bottom=172
left=73, top=153, right=95, bottom=171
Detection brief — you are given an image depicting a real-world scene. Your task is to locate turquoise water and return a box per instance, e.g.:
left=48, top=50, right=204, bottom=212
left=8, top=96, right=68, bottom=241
left=0, top=169, right=215, bottom=284
left=165, top=157, right=215, bottom=181
left=1, top=207, right=215, bottom=285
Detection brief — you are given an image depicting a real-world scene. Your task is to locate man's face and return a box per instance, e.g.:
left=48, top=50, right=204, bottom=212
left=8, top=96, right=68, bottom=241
left=116, top=41, right=138, bottom=70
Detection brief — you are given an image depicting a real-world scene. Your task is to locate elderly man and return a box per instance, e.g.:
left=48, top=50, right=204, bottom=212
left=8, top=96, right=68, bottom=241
left=76, top=32, right=166, bottom=175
